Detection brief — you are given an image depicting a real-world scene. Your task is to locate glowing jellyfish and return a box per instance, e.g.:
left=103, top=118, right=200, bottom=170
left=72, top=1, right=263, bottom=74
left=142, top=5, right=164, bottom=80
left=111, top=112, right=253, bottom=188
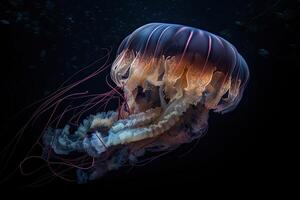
left=41, top=23, right=249, bottom=183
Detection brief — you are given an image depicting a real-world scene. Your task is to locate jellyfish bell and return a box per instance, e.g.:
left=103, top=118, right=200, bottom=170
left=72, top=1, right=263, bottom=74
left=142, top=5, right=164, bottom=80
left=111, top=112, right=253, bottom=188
left=112, top=23, right=249, bottom=114
left=32, top=23, right=249, bottom=183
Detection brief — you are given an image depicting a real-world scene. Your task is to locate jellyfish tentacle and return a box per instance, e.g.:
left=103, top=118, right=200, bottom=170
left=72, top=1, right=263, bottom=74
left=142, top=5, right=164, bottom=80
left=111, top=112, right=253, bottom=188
left=111, top=107, right=162, bottom=132
left=43, top=108, right=163, bottom=157
left=89, top=111, right=118, bottom=130
left=43, top=111, right=118, bottom=156
left=83, top=131, right=107, bottom=157
left=158, top=84, right=167, bottom=109
left=83, top=107, right=163, bottom=157
left=105, top=99, right=189, bottom=147
left=43, top=125, right=85, bottom=155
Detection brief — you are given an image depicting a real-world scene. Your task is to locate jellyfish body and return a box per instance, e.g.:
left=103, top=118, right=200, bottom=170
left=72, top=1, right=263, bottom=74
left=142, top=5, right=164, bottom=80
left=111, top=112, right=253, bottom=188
left=44, top=23, right=249, bottom=182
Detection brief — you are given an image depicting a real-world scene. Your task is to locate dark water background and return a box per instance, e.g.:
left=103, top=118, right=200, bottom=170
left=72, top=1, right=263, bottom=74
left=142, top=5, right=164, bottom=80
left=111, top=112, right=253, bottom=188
left=0, top=0, right=297, bottom=196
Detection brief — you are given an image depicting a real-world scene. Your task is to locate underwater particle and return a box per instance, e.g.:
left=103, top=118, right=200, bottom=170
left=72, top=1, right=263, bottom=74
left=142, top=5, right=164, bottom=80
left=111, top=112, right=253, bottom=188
left=40, top=50, right=47, bottom=58
left=33, top=26, right=40, bottom=34
left=83, top=39, right=90, bottom=44
left=46, top=0, right=55, bottom=10
left=288, top=44, right=298, bottom=49
left=219, top=29, right=232, bottom=38
left=1, top=20, right=10, bottom=25
left=247, top=24, right=258, bottom=32
left=72, top=65, right=78, bottom=70
left=235, top=21, right=244, bottom=26
left=274, top=9, right=296, bottom=21
left=43, top=90, right=50, bottom=96
left=258, top=49, right=270, bottom=57
left=15, top=12, right=23, bottom=22
left=28, top=65, right=37, bottom=69
left=67, top=16, right=75, bottom=23
left=71, top=56, right=77, bottom=61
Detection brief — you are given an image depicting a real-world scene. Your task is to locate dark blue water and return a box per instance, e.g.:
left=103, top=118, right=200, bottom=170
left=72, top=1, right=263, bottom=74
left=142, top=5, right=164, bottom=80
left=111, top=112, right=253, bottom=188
left=0, top=0, right=297, bottom=196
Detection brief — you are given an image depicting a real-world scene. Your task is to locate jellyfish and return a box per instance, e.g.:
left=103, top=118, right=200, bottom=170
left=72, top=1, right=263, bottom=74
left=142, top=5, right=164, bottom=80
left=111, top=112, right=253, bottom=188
left=35, top=23, right=249, bottom=183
